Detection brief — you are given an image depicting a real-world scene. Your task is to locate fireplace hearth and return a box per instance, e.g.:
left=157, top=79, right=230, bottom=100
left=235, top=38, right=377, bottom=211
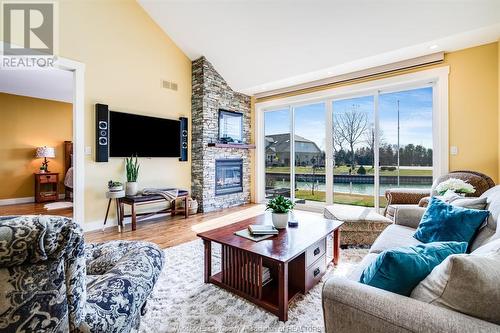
left=215, top=159, right=243, bottom=196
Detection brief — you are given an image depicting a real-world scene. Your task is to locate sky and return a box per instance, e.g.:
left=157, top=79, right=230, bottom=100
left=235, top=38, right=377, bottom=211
left=264, top=87, right=433, bottom=151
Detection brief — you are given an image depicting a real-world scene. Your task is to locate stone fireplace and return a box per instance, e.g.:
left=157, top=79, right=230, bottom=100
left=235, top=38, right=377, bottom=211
left=191, top=57, right=251, bottom=212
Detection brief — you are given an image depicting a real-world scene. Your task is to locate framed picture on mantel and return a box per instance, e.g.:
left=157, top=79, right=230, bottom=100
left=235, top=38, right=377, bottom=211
left=218, top=109, right=243, bottom=143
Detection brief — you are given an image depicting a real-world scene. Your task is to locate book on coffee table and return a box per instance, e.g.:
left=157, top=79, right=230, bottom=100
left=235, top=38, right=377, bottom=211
left=234, top=228, right=275, bottom=241
left=247, top=224, right=278, bottom=235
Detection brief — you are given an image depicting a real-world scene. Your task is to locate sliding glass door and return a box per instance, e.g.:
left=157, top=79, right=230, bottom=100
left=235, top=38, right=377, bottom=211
left=262, top=84, right=434, bottom=211
left=332, top=96, right=375, bottom=207
left=294, top=103, right=326, bottom=205
left=265, top=108, right=292, bottom=199
left=378, top=87, right=434, bottom=207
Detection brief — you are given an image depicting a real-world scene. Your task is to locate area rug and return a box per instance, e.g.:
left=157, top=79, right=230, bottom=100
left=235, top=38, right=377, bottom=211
left=139, top=239, right=368, bottom=333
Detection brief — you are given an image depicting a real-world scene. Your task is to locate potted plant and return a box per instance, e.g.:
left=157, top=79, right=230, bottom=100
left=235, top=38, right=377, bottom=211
left=125, top=155, right=140, bottom=196
left=266, top=195, right=295, bottom=229
left=108, top=180, right=123, bottom=192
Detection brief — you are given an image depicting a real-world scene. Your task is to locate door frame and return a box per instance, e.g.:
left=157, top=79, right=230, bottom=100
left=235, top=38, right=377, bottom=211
left=55, top=57, right=86, bottom=225
left=255, top=66, right=449, bottom=208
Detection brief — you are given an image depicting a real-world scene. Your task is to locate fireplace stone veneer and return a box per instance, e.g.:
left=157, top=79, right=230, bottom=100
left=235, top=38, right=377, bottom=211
left=191, top=57, right=251, bottom=212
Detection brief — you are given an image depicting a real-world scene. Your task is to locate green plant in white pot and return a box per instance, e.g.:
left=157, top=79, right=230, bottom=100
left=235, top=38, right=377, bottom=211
left=266, top=195, right=295, bottom=229
left=125, top=155, right=140, bottom=196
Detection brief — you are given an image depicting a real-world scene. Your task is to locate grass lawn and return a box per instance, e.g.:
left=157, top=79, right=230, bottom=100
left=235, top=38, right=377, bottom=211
left=295, top=190, right=388, bottom=207
left=266, top=165, right=432, bottom=177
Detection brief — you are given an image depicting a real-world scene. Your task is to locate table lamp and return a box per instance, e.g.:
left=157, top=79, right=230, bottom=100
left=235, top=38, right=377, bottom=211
left=35, top=146, right=55, bottom=172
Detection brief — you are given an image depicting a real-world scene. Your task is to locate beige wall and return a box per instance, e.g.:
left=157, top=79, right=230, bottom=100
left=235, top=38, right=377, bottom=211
left=58, top=0, right=192, bottom=225
left=256, top=42, right=500, bottom=183
left=0, top=93, right=72, bottom=199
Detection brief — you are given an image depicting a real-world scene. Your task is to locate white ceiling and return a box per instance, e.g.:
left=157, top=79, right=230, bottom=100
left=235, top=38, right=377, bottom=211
left=138, top=0, right=500, bottom=95
left=0, top=67, right=73, bottom=103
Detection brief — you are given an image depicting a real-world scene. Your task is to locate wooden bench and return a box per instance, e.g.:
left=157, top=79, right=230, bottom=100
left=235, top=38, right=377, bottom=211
left=119, top=189, right=189, bottom=231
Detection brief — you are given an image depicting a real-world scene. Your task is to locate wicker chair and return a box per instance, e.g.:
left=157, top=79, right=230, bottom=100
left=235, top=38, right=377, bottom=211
left=384, top=170, right=495, bottom=220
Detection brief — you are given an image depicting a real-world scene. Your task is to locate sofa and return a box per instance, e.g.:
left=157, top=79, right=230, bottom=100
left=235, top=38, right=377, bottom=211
left=322, top=185, right=500, bottom=332
left=384, top=170, right=495, bottom=221
left=0, top=215, right=165, bottom=333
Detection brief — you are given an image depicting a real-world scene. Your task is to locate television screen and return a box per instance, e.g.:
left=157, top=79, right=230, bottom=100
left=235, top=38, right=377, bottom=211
left=109, top=111, right=180, bottom=157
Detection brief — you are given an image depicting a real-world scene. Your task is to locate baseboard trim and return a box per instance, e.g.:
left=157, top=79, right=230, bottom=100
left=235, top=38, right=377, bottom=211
left=0, top=194, right=66, bottom=206
left=81, top=213, right=170, bottom=232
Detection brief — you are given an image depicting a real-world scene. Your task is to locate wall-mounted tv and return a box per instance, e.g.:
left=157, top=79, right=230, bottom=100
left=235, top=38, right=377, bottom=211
left=109, top=111, right=180, bottom=157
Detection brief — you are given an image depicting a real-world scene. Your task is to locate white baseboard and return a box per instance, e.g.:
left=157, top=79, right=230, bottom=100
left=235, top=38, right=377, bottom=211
left=81, top=213, right=170, bottom=232
left=0, top=194, right=67, bottom=206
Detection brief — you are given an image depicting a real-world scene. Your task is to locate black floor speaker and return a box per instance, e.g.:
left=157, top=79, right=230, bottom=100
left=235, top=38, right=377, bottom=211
left=179, top=117, right=188, bottom=161
left=95, top=103, right=109, bottom=162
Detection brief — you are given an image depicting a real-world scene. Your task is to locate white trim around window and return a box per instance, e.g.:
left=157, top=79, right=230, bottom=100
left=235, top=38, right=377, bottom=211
left=255, top=66, right=450, bottom=204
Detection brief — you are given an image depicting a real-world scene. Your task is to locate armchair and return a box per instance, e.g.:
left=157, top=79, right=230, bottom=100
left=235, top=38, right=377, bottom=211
left=0, top=215, right=164, bottom=333
left=384, top=170, right=495, bottom=220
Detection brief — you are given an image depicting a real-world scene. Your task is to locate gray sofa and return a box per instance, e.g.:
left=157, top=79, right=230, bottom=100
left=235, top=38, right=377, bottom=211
left=322, top=185, right=500, bottom=332
left=0, top=215, right=165, bottom=333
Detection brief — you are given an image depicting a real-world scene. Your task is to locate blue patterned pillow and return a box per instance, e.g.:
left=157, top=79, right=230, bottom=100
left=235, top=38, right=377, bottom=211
left=414, top=197, right=489, bottom=244
left=360, top=241, right=467, bottom=296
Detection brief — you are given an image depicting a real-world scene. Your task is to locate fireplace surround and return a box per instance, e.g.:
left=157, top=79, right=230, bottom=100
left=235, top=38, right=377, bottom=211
left=191, top=57, right=251, bottom=212
left=215, top=159, right=243, bottom=196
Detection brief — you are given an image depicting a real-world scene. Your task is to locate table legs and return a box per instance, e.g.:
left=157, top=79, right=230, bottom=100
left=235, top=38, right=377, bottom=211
left=333, top=228, right=341, bottom=265
left=203, top=240, right=211, bottom=283
left=277, top=262, right=289, bottom=322
left=103, top=198, right=122, bottom=232
left=131, top=203, right=137, bottom=231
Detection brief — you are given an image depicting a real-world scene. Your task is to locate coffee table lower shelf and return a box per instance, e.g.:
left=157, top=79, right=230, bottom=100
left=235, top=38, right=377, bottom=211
left=209, top=271, right=304, bottom=316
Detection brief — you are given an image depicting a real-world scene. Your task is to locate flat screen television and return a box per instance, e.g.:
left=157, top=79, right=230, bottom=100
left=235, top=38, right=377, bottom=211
left=109, top=111, right=180, bottom=157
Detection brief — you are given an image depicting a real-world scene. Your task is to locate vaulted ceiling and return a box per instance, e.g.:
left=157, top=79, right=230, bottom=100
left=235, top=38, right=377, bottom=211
left=138, top=0, right=500, bottom=95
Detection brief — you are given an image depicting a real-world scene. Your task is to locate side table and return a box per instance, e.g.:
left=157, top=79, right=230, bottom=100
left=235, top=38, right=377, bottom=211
left=34, top=172, right=59, bottom=203
left=104, top=190, right=125, bottom=232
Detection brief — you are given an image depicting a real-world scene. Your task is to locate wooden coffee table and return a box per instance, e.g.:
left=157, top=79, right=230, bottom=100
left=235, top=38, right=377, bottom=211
left=197, top=211, right=343, bottom=321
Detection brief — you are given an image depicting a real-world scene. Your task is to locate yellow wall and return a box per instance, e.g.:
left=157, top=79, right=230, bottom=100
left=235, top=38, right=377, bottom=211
left=58, top=0, right=192, bottom=225
left=446, top=43, right=498, bottom=182
left=256, top=42, right=500, bottom=183
left=0, top=93, right=72, bottom=199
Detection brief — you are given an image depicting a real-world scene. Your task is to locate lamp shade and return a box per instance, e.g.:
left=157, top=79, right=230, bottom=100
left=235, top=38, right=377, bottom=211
left=35, top=146, right=55, bottom=158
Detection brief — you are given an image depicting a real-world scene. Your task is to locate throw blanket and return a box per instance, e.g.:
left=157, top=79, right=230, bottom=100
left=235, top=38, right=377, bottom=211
left=141, top=188, right=179, bottom=201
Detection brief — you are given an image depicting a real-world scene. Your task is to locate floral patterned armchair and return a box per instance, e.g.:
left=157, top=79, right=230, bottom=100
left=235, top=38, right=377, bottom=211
left=0, top=215, right=164, bottom=333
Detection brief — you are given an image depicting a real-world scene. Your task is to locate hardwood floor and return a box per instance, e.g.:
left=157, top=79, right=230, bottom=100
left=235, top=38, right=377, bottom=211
left=0, top=201, right=73, bottom=217
left=85, top=203, right=265, bottom=248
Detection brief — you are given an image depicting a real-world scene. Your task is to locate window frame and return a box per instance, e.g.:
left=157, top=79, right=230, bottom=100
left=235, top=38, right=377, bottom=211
left=256, top=66, right=449, bottom=210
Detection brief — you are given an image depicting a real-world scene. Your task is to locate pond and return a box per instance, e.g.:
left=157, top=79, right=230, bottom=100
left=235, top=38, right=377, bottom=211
left=269, top=180, right=431, bottom=196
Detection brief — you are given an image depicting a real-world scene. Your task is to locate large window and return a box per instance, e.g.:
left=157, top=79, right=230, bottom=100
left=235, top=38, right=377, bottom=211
left=294, top=103, right=326, bottom=204
left=265, top=108, right=291, bottom=199
left=259, top=68, right=448, bottom=211
left=378, top=87, right=434, bottom=207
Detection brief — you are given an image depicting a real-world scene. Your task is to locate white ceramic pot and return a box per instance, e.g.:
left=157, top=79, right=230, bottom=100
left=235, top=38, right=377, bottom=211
left=109, top=185, right=123, bottom=192
left=272, top=212, right=289, bottom=229
left=125, top=182, right=138, bottom=196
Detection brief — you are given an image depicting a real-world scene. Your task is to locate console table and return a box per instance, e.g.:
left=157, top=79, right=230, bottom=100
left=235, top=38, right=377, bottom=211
left=119, top=189, right=189, bottom=231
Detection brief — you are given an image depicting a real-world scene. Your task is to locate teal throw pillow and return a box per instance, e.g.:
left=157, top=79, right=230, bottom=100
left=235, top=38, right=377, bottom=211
left=359, top=241, right=467, bottom=296
left=414, top=197, right=489, bottom=244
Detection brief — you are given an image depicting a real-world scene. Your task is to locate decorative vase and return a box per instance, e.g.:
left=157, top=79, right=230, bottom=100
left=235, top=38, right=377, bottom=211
left=189, top=198, right=199, bottom=215
left=125, top=182, right=138, bottom=196
left=271, top=212, right=289, bottom=229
